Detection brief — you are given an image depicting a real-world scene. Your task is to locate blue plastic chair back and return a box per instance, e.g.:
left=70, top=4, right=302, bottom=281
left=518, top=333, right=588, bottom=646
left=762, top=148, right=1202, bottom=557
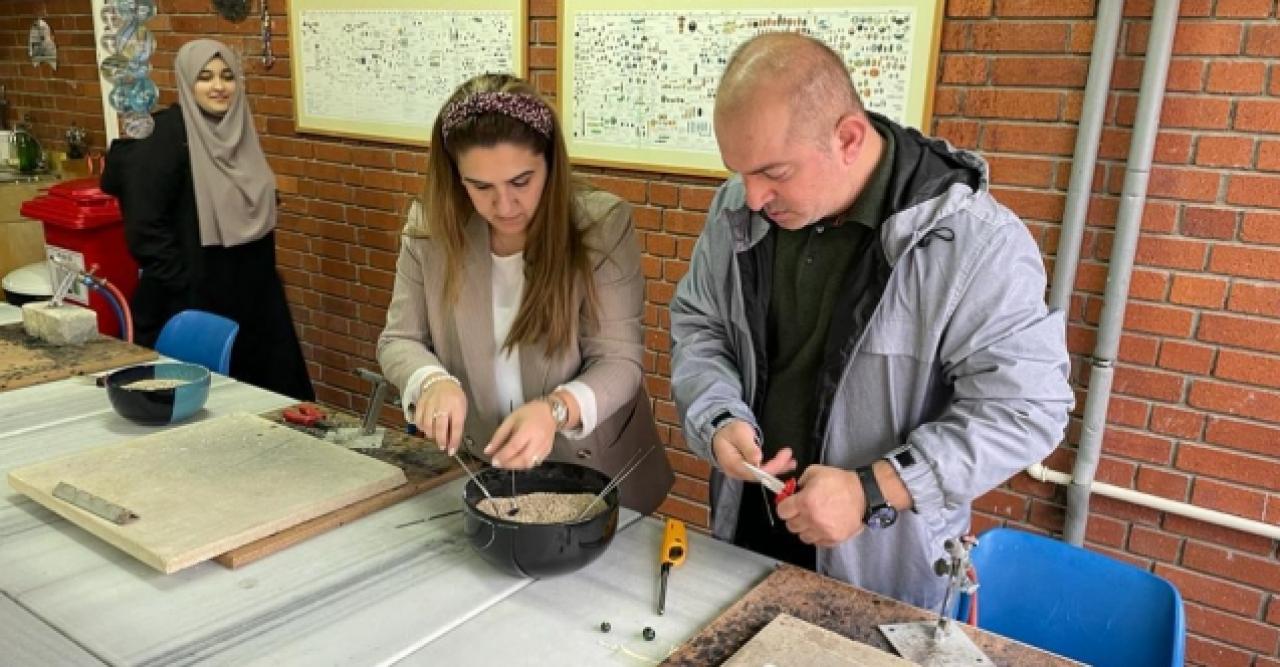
left=961, top=527, right=1185, bottom=667
left=154, top=309, right=239, bottom=375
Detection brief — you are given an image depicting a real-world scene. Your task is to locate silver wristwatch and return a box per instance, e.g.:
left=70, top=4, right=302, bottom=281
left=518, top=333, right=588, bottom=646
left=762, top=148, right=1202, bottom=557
left=544, top=394, right=569, bottom=431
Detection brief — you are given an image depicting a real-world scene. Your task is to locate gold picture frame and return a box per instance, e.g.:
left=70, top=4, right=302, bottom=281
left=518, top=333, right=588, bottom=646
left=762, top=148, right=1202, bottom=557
left=559, top=0, right=944, bottom=176
left=288, top=0, right=527, bottom=146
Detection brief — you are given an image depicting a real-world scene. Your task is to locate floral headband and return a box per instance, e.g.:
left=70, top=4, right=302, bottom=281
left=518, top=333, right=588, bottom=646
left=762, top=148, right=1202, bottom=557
left=440, top=91, right=554, bottom=142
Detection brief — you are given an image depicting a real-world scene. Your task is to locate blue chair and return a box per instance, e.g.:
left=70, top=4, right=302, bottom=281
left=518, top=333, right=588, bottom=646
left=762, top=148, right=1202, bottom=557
left=960, top=527, right=1185, bottom=667
left=154, top=309, right=239, bottom=375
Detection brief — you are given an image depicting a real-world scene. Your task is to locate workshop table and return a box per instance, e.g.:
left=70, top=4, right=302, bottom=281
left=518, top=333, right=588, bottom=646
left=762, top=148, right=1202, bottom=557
left=1, top=368, right=1075, bottom=666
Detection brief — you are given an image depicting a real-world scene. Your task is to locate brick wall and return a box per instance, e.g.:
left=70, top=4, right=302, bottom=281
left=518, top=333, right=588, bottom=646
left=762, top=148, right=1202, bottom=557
left=5, top=1, right=1280, bottom=662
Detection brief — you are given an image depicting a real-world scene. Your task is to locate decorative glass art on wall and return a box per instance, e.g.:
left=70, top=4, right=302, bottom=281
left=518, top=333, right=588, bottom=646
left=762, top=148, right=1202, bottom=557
left=99, top=0, right=159, bottom=138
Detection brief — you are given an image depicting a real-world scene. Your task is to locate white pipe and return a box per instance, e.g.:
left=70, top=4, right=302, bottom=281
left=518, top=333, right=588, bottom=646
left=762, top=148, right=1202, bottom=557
left=1028, top=463, right=1280, bottom=541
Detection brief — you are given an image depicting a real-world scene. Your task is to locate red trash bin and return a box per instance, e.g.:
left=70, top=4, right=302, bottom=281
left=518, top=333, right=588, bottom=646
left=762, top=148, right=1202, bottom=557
left=19, top=178, right=138, bottom=338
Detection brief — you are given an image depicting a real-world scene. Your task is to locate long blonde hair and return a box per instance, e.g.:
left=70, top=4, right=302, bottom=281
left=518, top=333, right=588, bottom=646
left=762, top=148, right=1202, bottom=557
left=412, top=73, right=598, bottom=357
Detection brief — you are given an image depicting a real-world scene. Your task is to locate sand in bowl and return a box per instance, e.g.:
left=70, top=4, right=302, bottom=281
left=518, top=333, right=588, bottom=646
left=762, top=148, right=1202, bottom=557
left=477, top=491, right=606, bottom=524
left=122, top=379, right=188, bottom=391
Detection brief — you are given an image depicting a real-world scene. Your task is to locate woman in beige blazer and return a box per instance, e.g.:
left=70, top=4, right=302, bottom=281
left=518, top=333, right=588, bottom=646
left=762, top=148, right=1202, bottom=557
left=378, top=73, right=673, bottom=515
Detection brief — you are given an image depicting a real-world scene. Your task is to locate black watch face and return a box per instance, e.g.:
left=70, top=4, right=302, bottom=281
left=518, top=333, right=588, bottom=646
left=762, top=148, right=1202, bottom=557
left=867, top=505, right=898, bottom=529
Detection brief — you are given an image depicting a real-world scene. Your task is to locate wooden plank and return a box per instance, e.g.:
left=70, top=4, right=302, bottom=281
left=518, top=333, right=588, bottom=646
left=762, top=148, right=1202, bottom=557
left=663, top=564, right=1079, bottom=666
left=214, top=467, right=463, bottom=568
left=0, top=323, right=157, bottom=392
left=7, top=413, right=407, bottom=573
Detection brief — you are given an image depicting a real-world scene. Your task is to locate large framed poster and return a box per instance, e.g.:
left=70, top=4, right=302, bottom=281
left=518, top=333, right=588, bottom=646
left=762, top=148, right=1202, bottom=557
left=289, top=0, right=526, bottom=145
left=560, top=0, right=943, bottom=176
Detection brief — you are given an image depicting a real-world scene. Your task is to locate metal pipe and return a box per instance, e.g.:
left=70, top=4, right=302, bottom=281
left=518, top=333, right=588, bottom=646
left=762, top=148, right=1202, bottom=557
left=1048, top=0, right=1126, bottom=312
left=1031, top=463, right=1280, bottom=541
left=1063, top=0, right=1183, bottom=545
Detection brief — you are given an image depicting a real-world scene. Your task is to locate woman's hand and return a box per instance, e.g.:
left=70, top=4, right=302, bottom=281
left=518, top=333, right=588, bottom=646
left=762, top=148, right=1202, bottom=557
left=484, top=399, right=557, bottom=469
left=414, top=374, right=468, bottom=455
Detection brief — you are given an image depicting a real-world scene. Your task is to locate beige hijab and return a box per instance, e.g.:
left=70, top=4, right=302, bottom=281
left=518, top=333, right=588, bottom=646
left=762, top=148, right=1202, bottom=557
left=174, top=40, right=275, bottom=247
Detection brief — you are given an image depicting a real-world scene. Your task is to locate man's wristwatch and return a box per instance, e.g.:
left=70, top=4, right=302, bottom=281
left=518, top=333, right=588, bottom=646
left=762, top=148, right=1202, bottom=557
left=856, top=464, right=898, bottom=529
left=544, top=394, right=569, bottom=431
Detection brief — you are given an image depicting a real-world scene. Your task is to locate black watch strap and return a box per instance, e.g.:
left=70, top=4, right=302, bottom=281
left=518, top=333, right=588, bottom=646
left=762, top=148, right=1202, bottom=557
left=857, top=465, right=889, bottom=522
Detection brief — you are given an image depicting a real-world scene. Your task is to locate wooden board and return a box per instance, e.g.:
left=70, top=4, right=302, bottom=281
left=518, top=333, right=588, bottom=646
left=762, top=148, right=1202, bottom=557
left=7, top=413, right=407, bottom=573
left=211, top=405, right=463, bottom=569
left=724, top=613, right=913, bottom=667
left=664, top=565, right=1078, bottom=666
left=0, top=322, right=157, bottom=392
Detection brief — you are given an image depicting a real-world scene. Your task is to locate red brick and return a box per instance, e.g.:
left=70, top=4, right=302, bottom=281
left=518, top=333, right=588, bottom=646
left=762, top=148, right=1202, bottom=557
left=1101, top=427, right=1175, bottom=465
left=1119, top=332, right=1160, bottom=365
left=1123, top=302, right=1195, bottom=337
left=1158, top=340, right=1216, bottom=374
left=990, top=56, right=1087, bottom=86
left=1150, top=405, right=1206, bottom=439
left=1215, top=0, right=1275, bottom=17
left=1143, top=96, right=1232, bottom=130
left=589, top=175, right=646, bottom=204
left=1185, top=635, right=1253, bottom=667
left=947, top=0, right=993, bottom=17
left=962, top=89, right=1062, bottom=121
left=1135, top=465, right=1191, bottom=500
left=678, top=186, right=717, bottom=212
left=1209, top=245, right=1280, bottom=282
left=940, top=22, right=970, bottom=52
left=1236, top=100, right=1280, bottom=134
left=1084, top=513, right=1129, bottom=547
left=1215, top=349, right=1280, bottom=390
left=663, top=209, right=705, bottom=236
left=1128, top=524, right=1182, bottom=561
left=933, top=119, right=980, bottom=148
left=972, top=23, right=1069, bottom=52
left=1177, top=440, right=1280, bottom=491
left=1188, top=379, right=1280, bottom=425
left=1155, top=564, right=1264, bottom=616
left=1166, top=514, right=1275, bottom=554
left=988, top=187, right=1064, bottom=222
left=1226, top=173, right=1280, bottom=208
left=1185, top=603, right=1280, bottom=653
left=1169, top=274, right=1227, bottom=309
left=1108, top=395, right=1150, bottom=428
left=1112, top=365, right=1185, bottom=402
left=1240, top=211, right=1280, bottom=245
left=1172, top=22, right=1246, bottom=55
left=1191, top=477, right=1268, bottom=520
left=985, top=155, right=1055, bottom=188
left=940, top=54, right=988, bottom=84
left=1227, top=282, right=1280, bottom=318
left=1207, top=417, right=1280, bottom=458
left=1205, top=60, right=1267, bottom=94
left=1181, top=206, right=1238, bottom=240
left=1136, top=235, right=1210, bottom=270
left=1244, top=24, right=1280, bottom=57
left=994, top=0, right=1094, bottom=16
left=1259, top=140, right=1280, bottom=172
left=1146, top=166, right=1221, bottom=202
left=647, top=182, right=678, bottom=207
left=971, top=488, right=1027, bottom=519
left=982, top=123, right=1077, bottom=155
left=1195, top=135, right=1254, bottom=168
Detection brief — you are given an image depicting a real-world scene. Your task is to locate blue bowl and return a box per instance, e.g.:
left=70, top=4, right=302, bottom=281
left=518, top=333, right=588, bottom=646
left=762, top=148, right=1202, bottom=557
left=105, top=362, right=211, bottom=425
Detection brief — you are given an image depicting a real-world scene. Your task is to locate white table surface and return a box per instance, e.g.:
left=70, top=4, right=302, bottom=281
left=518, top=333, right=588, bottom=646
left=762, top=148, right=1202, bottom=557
left=0, top=371, right=775, bottom=666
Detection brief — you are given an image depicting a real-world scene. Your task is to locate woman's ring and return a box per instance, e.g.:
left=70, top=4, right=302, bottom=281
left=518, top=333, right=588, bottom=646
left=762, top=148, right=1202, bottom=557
left=432, top=410, right=448, bottom=420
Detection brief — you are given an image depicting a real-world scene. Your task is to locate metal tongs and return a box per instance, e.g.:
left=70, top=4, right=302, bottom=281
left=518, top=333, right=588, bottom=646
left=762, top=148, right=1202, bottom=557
left=573, top=445, right=655, bottom=521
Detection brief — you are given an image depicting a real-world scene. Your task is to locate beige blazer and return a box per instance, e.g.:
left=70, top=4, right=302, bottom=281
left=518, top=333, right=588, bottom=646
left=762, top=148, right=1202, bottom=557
left=378, top=190, right=674, bottom=515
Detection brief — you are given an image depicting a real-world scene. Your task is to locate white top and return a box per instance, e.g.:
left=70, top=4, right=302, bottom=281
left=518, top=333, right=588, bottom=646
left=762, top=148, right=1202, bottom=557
left=403, top=253, right=597, bottom=438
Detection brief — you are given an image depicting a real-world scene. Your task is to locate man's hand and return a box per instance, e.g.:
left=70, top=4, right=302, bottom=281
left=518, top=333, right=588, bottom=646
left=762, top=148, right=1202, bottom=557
left=711, top=419, right=796, bottom=480
left=776, top=465, right=866, bottom=547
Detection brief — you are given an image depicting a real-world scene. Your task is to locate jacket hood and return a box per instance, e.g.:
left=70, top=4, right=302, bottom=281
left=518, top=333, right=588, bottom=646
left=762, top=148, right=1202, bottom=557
left=716, top=113, right=989, bottom=265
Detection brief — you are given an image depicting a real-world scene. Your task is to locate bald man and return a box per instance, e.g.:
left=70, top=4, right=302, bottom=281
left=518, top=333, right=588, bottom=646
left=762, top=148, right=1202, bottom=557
left=670, top=32, right=1073, bottom=608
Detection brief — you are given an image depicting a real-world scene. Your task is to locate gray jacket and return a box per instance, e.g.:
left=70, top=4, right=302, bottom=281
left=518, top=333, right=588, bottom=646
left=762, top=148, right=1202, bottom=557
left=670, top=117, right=1074, bottom=609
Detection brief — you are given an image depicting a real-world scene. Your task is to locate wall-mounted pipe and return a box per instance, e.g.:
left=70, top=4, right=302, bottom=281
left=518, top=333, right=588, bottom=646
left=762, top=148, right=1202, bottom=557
left=1031, top=463, right=1280, bottom=541
left=1062, top=0, right=1183, bottom=546
left=1048, top=0, right=1125, bottom=313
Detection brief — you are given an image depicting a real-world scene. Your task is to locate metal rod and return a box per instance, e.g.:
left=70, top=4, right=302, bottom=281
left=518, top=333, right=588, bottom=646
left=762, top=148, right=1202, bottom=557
left=454, top=454, right=495, bottom=502
left=574, top=445, right=653, bottom=521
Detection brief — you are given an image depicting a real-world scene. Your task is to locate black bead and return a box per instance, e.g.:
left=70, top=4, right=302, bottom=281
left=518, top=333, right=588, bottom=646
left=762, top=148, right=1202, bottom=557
left=642, top=627, right=656, bottom=641
left=599, top=621, right=611, bottom=633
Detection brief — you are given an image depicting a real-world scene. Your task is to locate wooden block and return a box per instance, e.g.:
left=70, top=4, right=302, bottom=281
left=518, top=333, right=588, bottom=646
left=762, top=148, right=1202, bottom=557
left=21, top=301, right=97, bottom=345
left=7, top=413, right=407, bottom=574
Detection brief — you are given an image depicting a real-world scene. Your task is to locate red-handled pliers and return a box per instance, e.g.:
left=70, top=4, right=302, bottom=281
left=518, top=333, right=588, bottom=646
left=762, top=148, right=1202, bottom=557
left=283, top=403, right=330, bottom=429
left=743, top=462, right=797, bottom=505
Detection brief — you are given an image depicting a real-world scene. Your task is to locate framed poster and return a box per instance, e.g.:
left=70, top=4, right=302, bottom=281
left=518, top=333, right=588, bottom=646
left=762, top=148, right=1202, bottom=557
left=560, top=0, right=943, bottom=176
left=289, top=0, right=526, bottom=145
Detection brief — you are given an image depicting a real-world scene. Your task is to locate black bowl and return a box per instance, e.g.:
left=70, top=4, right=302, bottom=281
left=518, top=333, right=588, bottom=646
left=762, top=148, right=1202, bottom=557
left=105, top=362, right=211, bottom=425
left=462, top=461, right=620, bottom=578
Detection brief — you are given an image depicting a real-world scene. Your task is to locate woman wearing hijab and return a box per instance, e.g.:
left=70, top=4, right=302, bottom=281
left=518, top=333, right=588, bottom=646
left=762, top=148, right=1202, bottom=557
left=102, top=39, right=313, bottom=401
left=377, top=73, right=673, bottom=514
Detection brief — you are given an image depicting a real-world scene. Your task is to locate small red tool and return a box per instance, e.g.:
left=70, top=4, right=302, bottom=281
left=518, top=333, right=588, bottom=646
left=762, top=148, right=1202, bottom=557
left=742, top=462, right=797, bottom=504
left=283, top=404, right=330, bottom=429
